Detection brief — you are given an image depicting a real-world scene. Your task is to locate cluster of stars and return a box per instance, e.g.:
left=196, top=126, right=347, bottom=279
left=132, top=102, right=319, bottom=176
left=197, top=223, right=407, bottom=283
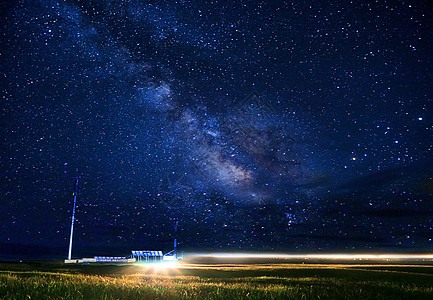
left=0, top=0, right=432, bottom=258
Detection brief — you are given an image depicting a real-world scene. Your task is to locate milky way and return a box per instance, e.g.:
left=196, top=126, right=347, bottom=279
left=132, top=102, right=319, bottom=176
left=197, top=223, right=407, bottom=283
left=1, top=0, right=432, bottom=258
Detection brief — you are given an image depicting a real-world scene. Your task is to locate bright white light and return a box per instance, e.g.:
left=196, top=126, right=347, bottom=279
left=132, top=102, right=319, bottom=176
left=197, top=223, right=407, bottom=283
left=135, top=261, right=178, bottom=268
left=187, top=253, right=433, bottom=260
left=163, top=255, right=178, bottom=261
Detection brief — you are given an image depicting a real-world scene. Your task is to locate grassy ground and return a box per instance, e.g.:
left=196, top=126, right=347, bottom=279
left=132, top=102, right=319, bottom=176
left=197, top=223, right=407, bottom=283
left=1, top=261, right=433, bottom=299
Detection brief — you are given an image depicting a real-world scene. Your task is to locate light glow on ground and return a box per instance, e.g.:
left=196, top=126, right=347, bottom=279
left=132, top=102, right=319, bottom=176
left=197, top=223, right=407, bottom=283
left=126, top=261, right=179, bottom=275
left=134, top=261, right=178, bottom=268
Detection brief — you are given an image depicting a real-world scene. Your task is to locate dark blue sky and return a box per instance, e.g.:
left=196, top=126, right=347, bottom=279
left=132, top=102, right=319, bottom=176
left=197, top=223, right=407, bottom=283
left=1, top=0, right=432, bottom=260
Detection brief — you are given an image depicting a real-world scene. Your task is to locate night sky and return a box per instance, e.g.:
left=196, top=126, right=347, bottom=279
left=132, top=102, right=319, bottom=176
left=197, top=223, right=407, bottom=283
left=1, top=0, right=432, bottom=260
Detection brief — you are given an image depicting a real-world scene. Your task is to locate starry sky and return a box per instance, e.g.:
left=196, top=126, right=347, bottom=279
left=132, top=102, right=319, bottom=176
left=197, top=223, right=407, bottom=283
left=1, top=0, right=432, bottom=260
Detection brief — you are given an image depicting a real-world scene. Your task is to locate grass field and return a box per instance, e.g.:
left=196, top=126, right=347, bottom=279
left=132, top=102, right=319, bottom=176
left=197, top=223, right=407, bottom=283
left=1, top=261, right=433, bottom=299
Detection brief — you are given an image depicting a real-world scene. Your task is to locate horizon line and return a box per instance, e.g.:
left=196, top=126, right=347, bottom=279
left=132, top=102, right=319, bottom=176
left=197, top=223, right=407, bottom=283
left=186, top=253, right=433, bottom=259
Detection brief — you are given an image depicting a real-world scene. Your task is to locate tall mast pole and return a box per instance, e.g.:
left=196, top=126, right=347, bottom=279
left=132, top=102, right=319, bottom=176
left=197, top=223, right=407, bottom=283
left=67, top=178, right=79, bottom=260
left=174, top=218, right=178, bottom=257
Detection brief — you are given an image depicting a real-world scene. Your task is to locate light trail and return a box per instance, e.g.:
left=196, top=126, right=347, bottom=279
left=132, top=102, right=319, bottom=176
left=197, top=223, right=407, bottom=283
left=186, top=253, right=433, bottom=260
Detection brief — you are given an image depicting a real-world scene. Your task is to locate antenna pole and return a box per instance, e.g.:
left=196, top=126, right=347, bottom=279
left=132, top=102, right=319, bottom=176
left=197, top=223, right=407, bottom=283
left=174, top=218, right=178, bottom=257
left=67, top=178, right=79, bottom=260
